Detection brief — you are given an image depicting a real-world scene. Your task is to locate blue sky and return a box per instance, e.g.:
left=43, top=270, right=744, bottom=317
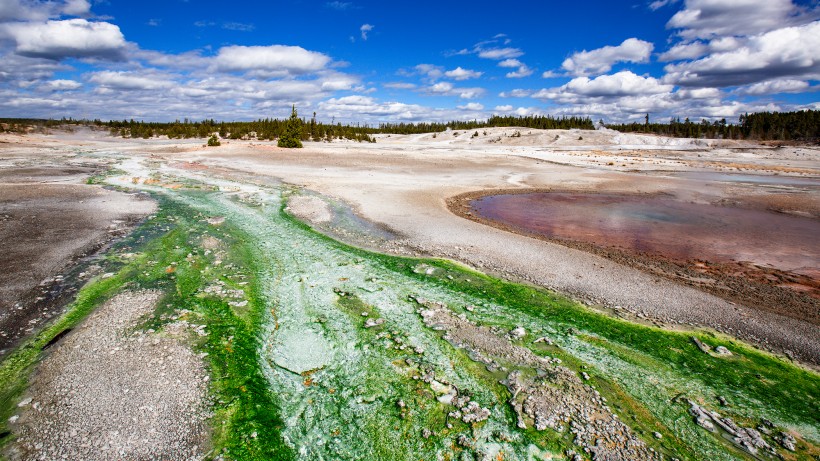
left=0, top=0, right=818, bottom=123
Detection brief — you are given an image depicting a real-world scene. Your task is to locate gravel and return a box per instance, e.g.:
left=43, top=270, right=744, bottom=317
left=6, top=290, right=211, bottom=461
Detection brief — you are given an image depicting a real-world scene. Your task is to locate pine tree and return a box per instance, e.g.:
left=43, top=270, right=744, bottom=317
left=278, top=105, right=304, bottom=148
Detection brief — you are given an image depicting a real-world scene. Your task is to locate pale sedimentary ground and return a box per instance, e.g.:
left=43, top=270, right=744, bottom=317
left=1, top=127, right=818, bottom=460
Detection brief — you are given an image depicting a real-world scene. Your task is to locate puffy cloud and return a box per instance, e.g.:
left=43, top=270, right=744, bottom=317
left=425, top=81, right=485, bottom=99
left=61, top=0, right=90, bottom=16
left=319, top=73, right=358, bottom=91
left=213, top=45, right=331, bottom=76
left=498, top=59, right=522, bottom=68
left=496, top=58, right=533, bottom=78
left=659, top=41, right=709, bottom=61
left=535, top=71, right=673, bottom=101
left=39, top=79, right=81, bottom=91
left=506, top=65, right=533, bottom=78
left=457, top=102, right=484, bottom=111
left=494, top=104, right=513, bottom=111
left=737, top=79, right=811, bottom=95
left=428, top=81, right=453, bottom=93
left=360, top=23, right=373, bottom=40
left=667, top=0, right=813, bottom=39
left=317, top=96, right=493, bottom=123
left=319, top=95, right=430, bottom=121
left=562, top=38, right=654, bottom=76
left=444, top=67, right=482, bottom=80
left=663, top=21, right=820, bottom=87
left=2, top=19, right=126, bottom=60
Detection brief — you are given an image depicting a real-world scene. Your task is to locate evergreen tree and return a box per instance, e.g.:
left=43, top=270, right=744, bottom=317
left=278, top=105, right=304, bottom=148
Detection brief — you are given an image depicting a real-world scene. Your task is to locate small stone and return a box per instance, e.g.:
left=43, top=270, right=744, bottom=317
left=509, top=326, right=526, bottom=340
left=715, top=346, right=732, bottom=356
left=653, top=432, right=662, bottom=439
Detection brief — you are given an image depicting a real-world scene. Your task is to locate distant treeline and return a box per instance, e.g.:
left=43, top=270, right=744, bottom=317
left=607, top=110, right=819, bottom=141
left=2, top=110, right=815, bottom=142
left=376, top=115, right=594, bottom=134
left=0, top=114, right=594, bottom=142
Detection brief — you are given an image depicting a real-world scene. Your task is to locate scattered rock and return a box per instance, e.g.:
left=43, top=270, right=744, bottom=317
left=691, top=337, right=711, bottom=353
left=364, top=318, right=385, bottom=328
left=508, top=326, right=526, bottom=340
left=777, top=432, right=797, bottom=452
left=715, top=346, right=732, bottom=356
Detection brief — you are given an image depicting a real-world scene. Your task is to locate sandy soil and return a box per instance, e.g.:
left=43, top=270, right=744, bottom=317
left=2, top=127, right=818, bottom=365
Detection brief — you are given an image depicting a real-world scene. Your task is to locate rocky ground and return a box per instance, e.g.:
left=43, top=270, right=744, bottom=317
left=416, top=296, right=662, bottom=460
left=5, top=290, right=210, bottom=461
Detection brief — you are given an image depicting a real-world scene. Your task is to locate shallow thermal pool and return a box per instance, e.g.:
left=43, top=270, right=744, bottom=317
left=470, top=192, right=820, bottom=277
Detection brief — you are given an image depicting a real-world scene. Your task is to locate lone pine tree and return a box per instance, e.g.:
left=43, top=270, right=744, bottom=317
left=278, top=105, right=303, bottom=148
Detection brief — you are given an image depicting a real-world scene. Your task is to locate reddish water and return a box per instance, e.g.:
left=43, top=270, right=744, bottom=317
left=471, top=192, right=820, bottom=277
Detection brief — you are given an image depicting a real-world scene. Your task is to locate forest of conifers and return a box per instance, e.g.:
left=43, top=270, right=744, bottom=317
left=606, top=110, right=818, bottom=141
left=1, top=109, right=816, bottom=142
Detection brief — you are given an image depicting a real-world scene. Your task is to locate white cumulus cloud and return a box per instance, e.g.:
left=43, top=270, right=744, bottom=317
left=360, top=23, right=373, bottom=40
left=538, top=71, right=673, bottom=99
left=663, top=21, right=820, bottom=87
left=562, top=38, right=654, bottom=76
left=668, top=0, right=813, bottom=39
left=39, top=79, right=81, bottom=91
left=2, top=19, right=126, bottom=60
left=444, top=67, right=482, bottom=80
left=213, top=45, right=331, bottom=76
left=458, top=102, right=484, bottom=111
